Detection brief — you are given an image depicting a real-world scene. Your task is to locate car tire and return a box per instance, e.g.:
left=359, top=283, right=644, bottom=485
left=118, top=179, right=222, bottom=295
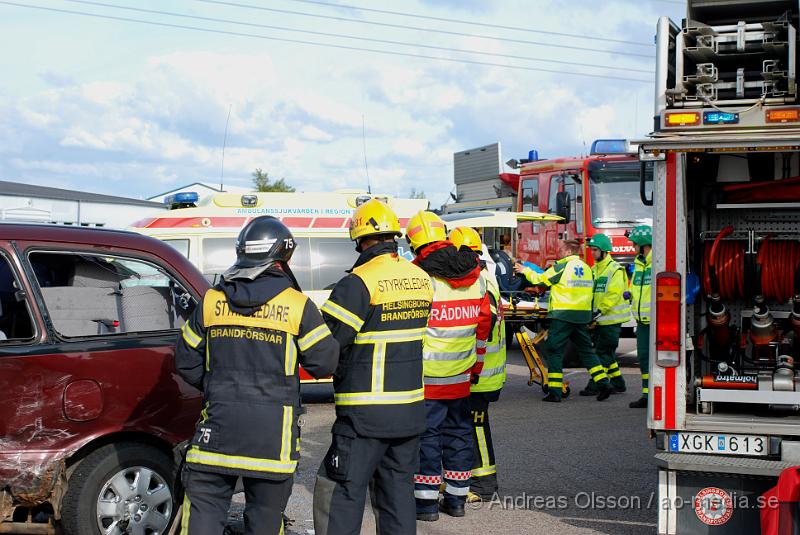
left=61, top=442, right=178, bottom=535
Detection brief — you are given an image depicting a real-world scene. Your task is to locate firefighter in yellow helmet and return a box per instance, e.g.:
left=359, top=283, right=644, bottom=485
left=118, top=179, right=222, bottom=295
left=175, top=216, right=339, bottom=535
left=450, top=227, right=506, bottom=503
left=312, top=199, right=433, bottom=535
left=407, top=213, right=493, bottom=521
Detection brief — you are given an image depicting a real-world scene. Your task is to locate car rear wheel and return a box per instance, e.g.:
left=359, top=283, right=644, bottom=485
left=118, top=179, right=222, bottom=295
left=61, top=443, right=177, bottom=535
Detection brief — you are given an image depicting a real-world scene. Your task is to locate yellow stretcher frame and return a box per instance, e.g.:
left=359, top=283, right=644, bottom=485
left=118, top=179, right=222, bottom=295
left=515, top=327, right=571, bottom=398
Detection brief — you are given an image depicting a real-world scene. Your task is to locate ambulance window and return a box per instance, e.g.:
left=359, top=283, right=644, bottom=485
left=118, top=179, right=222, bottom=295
left=289, top=237, right=311, bottom=290
left=313, top=238, right=358, bottom=291
left=163, top=239, right=189, bottom=258
left=202, top=237, right=237, bottom=276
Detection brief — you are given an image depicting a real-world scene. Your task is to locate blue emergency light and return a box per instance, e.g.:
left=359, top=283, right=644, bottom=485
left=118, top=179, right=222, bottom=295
left=164, top=191, right=199, bottom=209
left=703, top=111, right=739, bottom=125
left=590, top=139, right=629, bottom=155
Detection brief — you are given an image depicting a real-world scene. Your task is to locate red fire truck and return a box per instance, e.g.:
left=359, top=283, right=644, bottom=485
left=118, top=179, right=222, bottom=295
left=642, top=1, right=800, bottom=533
left=505, top=140, right=652, bottom=268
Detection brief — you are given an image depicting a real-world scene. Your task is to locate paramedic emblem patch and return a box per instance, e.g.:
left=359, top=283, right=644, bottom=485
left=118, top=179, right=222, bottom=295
left=694, top=487, right=733, bottom=526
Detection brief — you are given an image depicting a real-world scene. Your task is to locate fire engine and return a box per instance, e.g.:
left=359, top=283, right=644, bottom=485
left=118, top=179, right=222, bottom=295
left=640, top=1, right=800, bottom=532
left=509, top=140, right=653, bottom=268
left=131, top=190, right=427, bottom=382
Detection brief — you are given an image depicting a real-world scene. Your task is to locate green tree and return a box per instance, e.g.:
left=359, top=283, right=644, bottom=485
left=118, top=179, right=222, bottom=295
left=409, top=188, right=426, bottom=199
left=252, top=168, right=296, bottom=192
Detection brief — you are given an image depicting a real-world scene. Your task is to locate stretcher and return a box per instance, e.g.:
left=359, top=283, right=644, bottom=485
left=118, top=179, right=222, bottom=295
left=515, top=325, right=571, bottom=398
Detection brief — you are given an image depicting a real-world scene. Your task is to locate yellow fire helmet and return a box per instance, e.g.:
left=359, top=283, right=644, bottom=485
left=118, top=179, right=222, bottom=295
left=406, top=210, right=447, bottom=251
left=449, top=226, right=482, bottom=252
left=349, top=198, right=402, bottom=241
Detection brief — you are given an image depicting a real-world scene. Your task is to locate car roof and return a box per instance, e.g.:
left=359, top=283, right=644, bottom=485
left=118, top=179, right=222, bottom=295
left=0, top=222, right=209, bottom=294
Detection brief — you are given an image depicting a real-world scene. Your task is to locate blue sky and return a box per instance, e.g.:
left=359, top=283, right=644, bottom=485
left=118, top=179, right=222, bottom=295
left=0, top=0, right=684, bottom=205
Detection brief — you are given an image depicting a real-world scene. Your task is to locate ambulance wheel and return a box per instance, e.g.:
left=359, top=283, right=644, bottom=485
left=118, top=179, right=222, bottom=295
left=61, top=442, right=177, bottom=535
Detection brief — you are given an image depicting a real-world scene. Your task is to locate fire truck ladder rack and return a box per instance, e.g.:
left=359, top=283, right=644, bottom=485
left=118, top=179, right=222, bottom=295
left=676, top=13, right=797, bottom=106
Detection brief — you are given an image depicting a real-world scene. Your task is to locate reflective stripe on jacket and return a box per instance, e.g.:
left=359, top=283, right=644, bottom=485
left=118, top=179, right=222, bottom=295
left=592, top=255, right=631, bottom=326
left=321, top=251, right=434, bottom=437
left=523, top=255, right=594, bottom=324
left=424, top=274, right=492, bottom=399
left=471, top=269, right=506, bottom=393
left=175, top=285, right=338, bottom=479
left=631, top=250, right=652, bottom=324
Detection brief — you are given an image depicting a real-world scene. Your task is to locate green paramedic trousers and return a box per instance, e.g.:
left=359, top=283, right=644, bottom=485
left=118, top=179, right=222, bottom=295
left=544, top=319, right=610, bottom=399
left=592, top=324, right=626, bottom=390
left=637, top=322, right=650, bottom=397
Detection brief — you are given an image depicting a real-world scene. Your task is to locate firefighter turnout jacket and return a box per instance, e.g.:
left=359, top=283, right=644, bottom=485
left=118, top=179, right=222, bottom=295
left=176, top=272, right=339, bottom=480
left=522, top=255, right=594, bottom=323
left=471, top=268, right=506, bottom=393
left=415, top=242, right=493, bottom=399
left=631, top=250, right=652, bottom=325
left=320, top=243, right=434, bottom=437
left=592, top=254, right=631, bottom=326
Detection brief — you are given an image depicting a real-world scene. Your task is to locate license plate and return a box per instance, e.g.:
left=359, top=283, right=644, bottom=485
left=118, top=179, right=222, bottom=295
left=669, top=433, right=768, bottom=456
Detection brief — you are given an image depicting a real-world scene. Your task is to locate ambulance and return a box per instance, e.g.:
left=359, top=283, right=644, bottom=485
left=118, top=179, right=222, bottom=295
left=131, top=190, right=428, bottom=381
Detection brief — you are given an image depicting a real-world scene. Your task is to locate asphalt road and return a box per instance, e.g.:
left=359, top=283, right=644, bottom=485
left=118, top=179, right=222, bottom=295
left=250, top=338, right=659, bottom=535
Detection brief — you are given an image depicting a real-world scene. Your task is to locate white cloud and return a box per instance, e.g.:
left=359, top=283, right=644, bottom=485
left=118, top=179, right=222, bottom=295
left=0, top=0, right=673, bottom=205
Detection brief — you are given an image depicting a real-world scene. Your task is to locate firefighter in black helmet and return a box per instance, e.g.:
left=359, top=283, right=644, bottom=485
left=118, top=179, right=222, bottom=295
left=175, top=216, right=339, bottom=535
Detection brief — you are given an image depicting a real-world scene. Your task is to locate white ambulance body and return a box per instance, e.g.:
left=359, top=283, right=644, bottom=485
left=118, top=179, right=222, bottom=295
left=132, top=191, right=426, bottom=307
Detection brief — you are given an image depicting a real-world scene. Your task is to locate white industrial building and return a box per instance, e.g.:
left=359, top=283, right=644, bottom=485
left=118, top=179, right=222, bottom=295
left=0, top=180, right=165, bottom=229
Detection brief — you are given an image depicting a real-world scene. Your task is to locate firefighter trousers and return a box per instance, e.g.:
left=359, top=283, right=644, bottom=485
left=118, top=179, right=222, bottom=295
left=637, top=322, right=650, bottom=397
left=313, top=417, right=419, bottom=535
left=470, top=391, right=500, bottom=499
left=588, top=324, right=626, bottom=391
left=181, top=466, right=291, bottom=535
left=416, top=397, right=473, bottom=513
left=545, top=319, right=610, bottom=399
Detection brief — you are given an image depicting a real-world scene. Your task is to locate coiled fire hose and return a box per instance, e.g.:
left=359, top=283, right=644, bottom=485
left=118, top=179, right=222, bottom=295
left=703, top=232, right=800, bottom=303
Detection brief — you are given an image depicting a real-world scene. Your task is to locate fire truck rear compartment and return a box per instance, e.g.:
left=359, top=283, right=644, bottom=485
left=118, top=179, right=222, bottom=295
left=687, top=149, right=800, bottom=424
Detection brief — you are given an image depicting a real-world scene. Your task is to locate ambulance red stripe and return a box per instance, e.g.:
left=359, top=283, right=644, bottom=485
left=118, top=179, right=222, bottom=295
left=312, top=218, right=347, bottom=228
left=144, top=216, right=248, bottom=228
left=281, top=217, right=314, bottom=228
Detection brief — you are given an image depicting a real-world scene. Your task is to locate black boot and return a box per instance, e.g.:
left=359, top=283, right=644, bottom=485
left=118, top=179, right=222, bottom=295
left=596, top=382, right=613, bottom=401
left=416, top=499, right=439, bottom=521
left=417, top=511, right=439, bottom=522
left=579, top=383, right=598, bottom=396
left=440, top=501, right=466, bottom=518
left=542, top=392, right=562, bottom=403
left=629, top=396, right=648, bottom=408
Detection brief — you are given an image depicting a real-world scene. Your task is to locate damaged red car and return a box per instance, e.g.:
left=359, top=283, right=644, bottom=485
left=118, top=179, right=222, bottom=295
left=0, top=223, right=208, bottom=534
